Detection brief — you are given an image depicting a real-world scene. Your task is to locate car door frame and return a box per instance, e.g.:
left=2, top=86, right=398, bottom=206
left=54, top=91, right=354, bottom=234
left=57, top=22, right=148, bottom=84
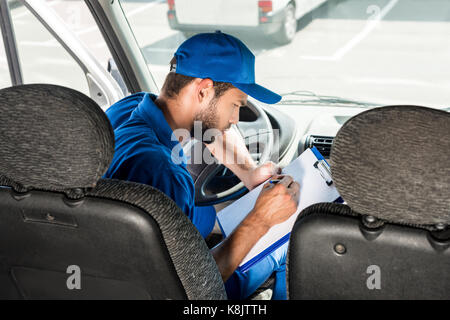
left=0, top=0, right=126, bottom=109
left=0, top=0, right=23, bottom=86
left=84, top=0, right=160, bottom=95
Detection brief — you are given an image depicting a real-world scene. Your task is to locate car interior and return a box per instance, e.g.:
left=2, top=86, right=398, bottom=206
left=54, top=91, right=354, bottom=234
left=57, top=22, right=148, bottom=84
left=288, top=105, right=450, bottom=299
left=0, top=84, right=226, bottom=300
left=0, top=0, right=449, bottom=300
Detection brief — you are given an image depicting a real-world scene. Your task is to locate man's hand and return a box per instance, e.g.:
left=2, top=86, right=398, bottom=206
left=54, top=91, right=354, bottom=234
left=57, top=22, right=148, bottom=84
left=245, top=174, right=300, bottom=232
left=241, top=161, right=281, bottom=190
left=211, top=174, right=300, bottom=282
left=205, top=129, right=283, bottom=190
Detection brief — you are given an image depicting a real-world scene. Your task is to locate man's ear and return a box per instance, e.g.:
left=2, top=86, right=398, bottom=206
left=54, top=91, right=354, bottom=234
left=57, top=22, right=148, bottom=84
left=197, top=78, right=214, bottom=103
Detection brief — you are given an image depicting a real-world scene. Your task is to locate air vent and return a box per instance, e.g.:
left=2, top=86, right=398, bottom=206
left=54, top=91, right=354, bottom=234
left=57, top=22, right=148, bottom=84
left=304, top=135, right=334, bottom=158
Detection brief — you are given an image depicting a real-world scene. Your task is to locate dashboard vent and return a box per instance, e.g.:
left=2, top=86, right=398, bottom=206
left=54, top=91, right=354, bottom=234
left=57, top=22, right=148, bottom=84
left=304, top=135, right=334, bottom=158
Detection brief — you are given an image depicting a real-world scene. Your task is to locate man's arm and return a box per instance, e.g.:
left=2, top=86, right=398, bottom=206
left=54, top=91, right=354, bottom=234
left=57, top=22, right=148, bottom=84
left=211, top=175, right=300, bottom=282
left=205, top=127, right=280, bottom=190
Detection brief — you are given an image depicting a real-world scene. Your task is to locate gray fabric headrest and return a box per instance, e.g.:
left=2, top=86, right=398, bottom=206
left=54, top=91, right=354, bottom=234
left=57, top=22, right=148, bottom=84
left=331, top=105, right=450, bottom=227
left=0, top=84, right=114, bottom=192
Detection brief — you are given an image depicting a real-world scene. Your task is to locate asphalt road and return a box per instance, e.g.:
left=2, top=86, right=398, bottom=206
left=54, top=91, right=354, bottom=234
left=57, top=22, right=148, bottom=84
left=2, top=0, right=450, bottom=109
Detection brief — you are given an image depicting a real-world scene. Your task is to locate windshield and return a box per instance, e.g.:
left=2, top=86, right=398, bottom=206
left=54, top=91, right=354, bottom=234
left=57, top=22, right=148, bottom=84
left=120, top=0, right=450, bottom=109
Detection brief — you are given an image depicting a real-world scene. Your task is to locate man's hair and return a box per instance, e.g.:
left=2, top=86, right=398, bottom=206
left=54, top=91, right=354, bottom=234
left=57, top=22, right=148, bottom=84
left=161, top=58, right=234, bottom=99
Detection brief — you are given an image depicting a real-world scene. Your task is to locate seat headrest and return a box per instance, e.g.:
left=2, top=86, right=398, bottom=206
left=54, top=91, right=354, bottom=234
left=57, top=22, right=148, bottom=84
left=0, top=84, right=114, bottom=193
left=331, top=105, right=450, bottom=228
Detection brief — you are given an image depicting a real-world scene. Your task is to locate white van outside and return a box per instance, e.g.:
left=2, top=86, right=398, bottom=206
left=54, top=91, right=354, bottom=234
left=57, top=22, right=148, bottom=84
left=167, top=0, right=328, bottom=44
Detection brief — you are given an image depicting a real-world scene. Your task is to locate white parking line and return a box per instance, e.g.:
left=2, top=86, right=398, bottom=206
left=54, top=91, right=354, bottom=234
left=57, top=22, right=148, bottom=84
left=301, top=0, right=398, bottom=61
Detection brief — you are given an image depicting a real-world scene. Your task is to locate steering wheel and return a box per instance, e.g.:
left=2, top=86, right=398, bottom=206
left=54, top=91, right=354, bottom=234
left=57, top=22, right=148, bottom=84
left=184, top=101, right=274, bottom=206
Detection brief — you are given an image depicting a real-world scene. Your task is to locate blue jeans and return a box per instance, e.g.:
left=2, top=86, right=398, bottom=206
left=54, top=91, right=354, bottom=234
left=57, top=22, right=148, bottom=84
left=193, top=205, right=288, bottom=300
left=225, top=242, right=288, bottom=300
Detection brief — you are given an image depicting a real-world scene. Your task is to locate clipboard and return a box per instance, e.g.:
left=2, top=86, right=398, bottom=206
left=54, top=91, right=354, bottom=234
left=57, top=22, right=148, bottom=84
left=216, top=147, right=341, bottom=272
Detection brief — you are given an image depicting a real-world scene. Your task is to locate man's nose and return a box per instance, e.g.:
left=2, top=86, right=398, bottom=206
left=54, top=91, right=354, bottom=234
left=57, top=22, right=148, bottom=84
left=230, top=108, right=240, bottom=125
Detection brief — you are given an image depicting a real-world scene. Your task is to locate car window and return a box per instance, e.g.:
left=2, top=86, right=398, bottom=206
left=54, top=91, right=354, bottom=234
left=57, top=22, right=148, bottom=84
left=8, top=0, right=89, bottom=95
left=46, top=0, right=113, bottom=74
left=0, top=29, right=11, bottom=89
left=119, top=0, right=450, bottom=109
left=119, top=0, right=182, bottom=88
left=4, top=0, right=116, bottom=100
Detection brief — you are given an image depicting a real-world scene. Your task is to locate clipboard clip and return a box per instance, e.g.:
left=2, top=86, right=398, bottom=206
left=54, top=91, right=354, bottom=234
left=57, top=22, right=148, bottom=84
left=314, top=160, right=333, bottom=186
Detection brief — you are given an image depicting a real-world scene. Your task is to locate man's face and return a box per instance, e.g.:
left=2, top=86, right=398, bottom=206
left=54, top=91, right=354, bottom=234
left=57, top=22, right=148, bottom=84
left=193, top=87, right=247, bottom=139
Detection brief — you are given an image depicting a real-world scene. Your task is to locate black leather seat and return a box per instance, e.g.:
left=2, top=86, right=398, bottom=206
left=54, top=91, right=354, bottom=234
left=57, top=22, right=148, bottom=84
left=287, top=105, right=450, bottom=299
left=0, top=84, right=226, bottom=300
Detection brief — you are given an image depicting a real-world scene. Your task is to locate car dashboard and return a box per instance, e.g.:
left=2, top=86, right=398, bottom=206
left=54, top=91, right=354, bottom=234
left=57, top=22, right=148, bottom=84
left=262, top=102, right=368, bottom=165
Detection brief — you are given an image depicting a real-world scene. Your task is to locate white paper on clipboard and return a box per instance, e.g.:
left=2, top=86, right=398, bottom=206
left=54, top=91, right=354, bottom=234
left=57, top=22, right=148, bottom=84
left=216, top=148, right=341, bottom=270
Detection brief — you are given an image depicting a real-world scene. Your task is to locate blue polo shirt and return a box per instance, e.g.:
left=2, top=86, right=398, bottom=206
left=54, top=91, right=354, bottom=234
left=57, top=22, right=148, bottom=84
left=104, top=93, right=288, bottom=301
left=103, top=93, right=215, bottom=238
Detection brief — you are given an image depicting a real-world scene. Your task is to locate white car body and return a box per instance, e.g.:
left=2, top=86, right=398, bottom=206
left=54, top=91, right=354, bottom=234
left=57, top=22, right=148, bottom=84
left=168, top=0, right=328, bottom=43
left=175, top=0, right=327, bottom=26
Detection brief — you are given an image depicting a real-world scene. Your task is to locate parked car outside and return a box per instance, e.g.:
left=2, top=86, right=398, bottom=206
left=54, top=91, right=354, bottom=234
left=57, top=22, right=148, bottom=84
left=167, top=0, right=328, bottom=44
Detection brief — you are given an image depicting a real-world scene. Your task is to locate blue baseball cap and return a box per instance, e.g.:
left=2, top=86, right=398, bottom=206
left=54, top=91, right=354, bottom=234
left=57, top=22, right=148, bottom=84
left=172, top=31, right=281, bottom=104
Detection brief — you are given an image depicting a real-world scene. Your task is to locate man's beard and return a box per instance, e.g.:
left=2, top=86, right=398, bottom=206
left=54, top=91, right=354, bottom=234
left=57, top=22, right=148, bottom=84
left=191, top=98, right=231, bottom=144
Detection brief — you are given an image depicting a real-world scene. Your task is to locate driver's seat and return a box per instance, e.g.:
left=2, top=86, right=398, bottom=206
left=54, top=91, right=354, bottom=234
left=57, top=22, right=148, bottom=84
left=0, top=84, right=226, bottom=299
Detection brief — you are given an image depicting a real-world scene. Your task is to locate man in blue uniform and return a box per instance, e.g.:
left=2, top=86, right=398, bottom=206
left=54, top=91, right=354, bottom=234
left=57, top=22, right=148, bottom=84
left=104, top=32, right=300, bottom=299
